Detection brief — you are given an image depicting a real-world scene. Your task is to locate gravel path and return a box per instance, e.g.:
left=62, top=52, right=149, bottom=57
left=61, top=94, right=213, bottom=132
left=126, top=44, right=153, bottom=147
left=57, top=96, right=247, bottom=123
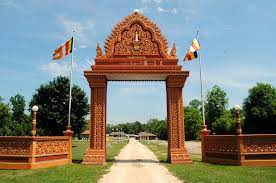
left=99, top=139, right=182, bottom=183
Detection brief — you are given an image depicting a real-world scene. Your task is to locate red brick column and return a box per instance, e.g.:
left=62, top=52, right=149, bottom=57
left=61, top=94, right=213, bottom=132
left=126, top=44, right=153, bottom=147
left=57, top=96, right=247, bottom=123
left=82, top=75, right=107, bottom=165
left=200, top=125, right=210, bottom=162
left=166, top=75, right=192, bottom=164
left=63, top=127, right=73, bottom=163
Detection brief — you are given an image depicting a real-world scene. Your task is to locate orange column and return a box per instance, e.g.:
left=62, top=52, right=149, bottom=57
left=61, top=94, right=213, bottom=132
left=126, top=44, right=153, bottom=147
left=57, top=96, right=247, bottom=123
left=200, top=126, right=210, bottom=162
left=63, top=127, right=73, bottom=163
left=166, top=75, right=192, bottom=164
left=82, top=75, right=107, bottom=165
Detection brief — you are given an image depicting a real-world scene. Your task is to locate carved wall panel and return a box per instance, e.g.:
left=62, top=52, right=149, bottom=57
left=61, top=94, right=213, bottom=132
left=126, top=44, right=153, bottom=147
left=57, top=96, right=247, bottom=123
left=35, top=140, right=69, bottom=155
left=0, top=141, right=30, bottom=156
left=103, top=12, right=173, bottom=59
left=205, top=138, right=238, bottom=152
left=114, top=23, right=160, bottom=56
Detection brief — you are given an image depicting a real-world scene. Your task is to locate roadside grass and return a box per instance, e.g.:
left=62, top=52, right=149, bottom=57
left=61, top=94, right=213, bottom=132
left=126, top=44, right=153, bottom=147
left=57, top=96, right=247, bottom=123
left=0, top=140, right=128, bottom=183
left=141, top=140, right=276, bottom=183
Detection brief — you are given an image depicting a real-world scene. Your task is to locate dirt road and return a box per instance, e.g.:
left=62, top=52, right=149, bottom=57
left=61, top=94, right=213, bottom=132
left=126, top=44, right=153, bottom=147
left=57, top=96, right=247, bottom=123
left=99, top=139, right=182, bottom=183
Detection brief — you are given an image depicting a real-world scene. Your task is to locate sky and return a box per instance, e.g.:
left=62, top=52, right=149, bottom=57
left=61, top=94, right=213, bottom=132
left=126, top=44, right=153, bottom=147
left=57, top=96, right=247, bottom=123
left=0, top=0, right=275, bottom=124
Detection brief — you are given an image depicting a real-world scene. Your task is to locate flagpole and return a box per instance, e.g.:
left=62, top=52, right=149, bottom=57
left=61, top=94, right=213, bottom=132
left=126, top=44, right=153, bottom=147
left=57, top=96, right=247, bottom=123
left=196, top=30, right=206, bottom=128
left=68, top=30, right=75, bottom=129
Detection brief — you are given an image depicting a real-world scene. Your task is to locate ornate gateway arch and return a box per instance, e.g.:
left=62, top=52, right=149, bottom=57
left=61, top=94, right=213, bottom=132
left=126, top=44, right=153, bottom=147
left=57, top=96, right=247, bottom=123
left=82, top=12, right=192, bottom=164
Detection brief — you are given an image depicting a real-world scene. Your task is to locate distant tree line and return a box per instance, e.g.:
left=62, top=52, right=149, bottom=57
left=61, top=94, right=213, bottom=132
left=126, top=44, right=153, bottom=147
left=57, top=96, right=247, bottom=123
left=107, top=82, right=275, bottom=140
left=0, top=77, right=275, bottom=140
left=107, top=119, right=167, bottom=140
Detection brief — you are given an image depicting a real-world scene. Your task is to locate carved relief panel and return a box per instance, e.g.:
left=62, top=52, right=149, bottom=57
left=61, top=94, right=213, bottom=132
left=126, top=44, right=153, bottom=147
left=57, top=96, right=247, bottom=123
left=114, top=23, right=160, bottom=57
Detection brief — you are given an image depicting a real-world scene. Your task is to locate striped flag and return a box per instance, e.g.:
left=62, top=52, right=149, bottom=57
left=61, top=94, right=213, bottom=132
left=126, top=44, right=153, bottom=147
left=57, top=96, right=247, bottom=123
left=52, top=37, right=73, bottom=60
left=184, top=38, right=200, bottom=61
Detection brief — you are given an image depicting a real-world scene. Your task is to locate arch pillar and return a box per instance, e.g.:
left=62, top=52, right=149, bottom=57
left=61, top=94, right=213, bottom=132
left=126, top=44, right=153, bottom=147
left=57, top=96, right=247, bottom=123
left=166, top=75, right=192, bottom=164
left=82, top=75, right=107, bottom=165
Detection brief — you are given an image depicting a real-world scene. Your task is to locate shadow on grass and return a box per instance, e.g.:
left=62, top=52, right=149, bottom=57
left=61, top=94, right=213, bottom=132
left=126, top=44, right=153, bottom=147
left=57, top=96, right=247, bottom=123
left=72, top=159, right=82, bottom=164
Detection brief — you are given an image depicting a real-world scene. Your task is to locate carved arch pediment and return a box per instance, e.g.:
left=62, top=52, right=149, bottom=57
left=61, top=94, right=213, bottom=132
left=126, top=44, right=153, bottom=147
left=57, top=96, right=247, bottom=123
left=103, top=12, right=173, bottom=59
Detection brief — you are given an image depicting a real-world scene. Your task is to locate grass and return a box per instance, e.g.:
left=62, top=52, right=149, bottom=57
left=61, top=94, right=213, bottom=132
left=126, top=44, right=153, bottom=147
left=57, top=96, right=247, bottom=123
left=141, top=140, right=276, bottom=183
left=0, top=140, right=128, bottom=183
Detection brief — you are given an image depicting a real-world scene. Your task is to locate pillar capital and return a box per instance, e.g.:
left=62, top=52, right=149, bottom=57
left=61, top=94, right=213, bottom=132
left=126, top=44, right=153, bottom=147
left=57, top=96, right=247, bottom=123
left=85, top=74, right=107, bottom=88
left=166, top=74, right=188, bottom=88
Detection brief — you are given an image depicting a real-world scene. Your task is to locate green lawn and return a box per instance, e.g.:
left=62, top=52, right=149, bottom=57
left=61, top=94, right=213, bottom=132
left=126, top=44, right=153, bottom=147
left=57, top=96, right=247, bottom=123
left=141, top=140, right=276, bottom=183
left=0, top=140, right=128, bottom=183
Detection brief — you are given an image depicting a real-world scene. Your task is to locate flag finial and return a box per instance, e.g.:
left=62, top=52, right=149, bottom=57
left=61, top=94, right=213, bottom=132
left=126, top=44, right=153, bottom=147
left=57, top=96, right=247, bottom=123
left=170, top=42, right=177, bottom=58
left=96, top=42, right=103, bottom=58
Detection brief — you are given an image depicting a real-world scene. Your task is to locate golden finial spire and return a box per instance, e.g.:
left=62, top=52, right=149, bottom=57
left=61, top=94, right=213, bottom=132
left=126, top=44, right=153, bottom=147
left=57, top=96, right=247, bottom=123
left=96, top=42, right=103, bottom=58
left=170, top=42, right=177, bottom=58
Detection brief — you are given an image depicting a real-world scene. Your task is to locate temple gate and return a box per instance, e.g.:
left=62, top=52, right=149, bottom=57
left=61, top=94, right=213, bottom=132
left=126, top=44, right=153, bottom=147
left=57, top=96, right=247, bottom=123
left=82, top=12, right=192, bottom=164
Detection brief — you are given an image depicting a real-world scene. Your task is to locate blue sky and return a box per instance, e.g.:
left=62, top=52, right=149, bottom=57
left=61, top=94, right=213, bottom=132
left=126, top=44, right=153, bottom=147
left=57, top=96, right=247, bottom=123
left=0, top=0, right=275, bottom=124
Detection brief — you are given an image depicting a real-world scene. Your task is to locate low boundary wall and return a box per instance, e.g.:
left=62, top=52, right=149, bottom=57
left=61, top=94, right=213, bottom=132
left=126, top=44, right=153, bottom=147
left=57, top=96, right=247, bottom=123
left=0, top=130, right=73, bottom=169
left=201, top=130, right=276, bottom=166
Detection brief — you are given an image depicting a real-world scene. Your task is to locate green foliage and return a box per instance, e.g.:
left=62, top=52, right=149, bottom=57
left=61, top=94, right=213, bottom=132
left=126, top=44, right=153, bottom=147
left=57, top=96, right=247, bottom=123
left=29, top=76, right=89, bottom=137
left=145, top=118, right=167, bottom=140
left=0, top=97, right=13, bottom=136
left=184, top=106, right=202, bottom=140
left=189, top=99, right=201, bottom=110
left=9, top=94, right=31, bottom=135
left=243, top=83, right=276, bottom=133
left=205, top=85, right=229, bottom=128
left=109, top=118, right=167, bottom=140
left=0, top=140, right=127, bottom=183
left=142, top=140, right=276, bottom=183
left=211, top=111, right=236, bottom=134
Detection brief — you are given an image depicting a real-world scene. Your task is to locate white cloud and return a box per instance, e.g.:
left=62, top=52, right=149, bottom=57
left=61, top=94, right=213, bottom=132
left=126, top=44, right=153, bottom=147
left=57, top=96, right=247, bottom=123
left=40, top=62, right=70, bottom=77
left=157, top=6, right=164, bottom=12
left=56, top=15, right=94, bottom=48
left=133, top=6, right=147, bottom=13
left=157, top=6, right=177, bottom=14
left=40, top=60, right=90, bottom=77
left=79, top=45, right=88, bottom=49
left=171, top=8, right=177, bottom=14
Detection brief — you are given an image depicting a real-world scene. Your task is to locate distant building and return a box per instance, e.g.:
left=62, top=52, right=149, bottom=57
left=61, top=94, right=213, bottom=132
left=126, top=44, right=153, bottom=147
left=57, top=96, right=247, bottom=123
left=109, top=131, right=126, bottom=140
left=82, top=130, right=90, bottom=140
left=126, top=134, right=137, bottom=139
left=136, top=132, right=157, bottom=140
left=109, top=131, right=126, bottom=137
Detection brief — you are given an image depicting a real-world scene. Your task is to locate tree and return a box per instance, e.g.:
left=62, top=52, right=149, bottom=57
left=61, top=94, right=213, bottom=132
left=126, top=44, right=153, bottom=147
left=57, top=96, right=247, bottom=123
left=29, top=76, right=89, bottom=137
left=145, top=118, right=167, bottom=140
left=189, top=99, right=201, bottom=110
left=0, top=97, right=14, bottom=136
left=211, top=111, right=236, bottom=134
left=10, top=94, right=31, bottom=135
left=243, top=83, right=276, bottom=133
left=184, top=106, right=202, bottom=140
left=205, top=85, right=229, bottom=128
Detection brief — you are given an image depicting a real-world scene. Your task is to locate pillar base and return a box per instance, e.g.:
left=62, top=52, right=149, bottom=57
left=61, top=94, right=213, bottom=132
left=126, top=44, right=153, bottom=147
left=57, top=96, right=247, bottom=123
left=168, top=148, right=192, bottom=164
left=81, top=149, right=106, bottom=165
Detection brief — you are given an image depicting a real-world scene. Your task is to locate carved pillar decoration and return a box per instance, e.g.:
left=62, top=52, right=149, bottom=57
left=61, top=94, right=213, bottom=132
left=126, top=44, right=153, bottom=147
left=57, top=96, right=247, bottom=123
left=82, top=75, right=107, bottom=165
left=166, top=75, right=192, bottom=164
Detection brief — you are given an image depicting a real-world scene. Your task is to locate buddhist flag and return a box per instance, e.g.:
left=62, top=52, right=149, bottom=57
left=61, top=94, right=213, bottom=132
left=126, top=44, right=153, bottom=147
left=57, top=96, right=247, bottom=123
left=184, top=38, right=200, bottom=61
left=184, top=51, right=198, bottom=61
left=52, top=37, right=73, bottom=60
